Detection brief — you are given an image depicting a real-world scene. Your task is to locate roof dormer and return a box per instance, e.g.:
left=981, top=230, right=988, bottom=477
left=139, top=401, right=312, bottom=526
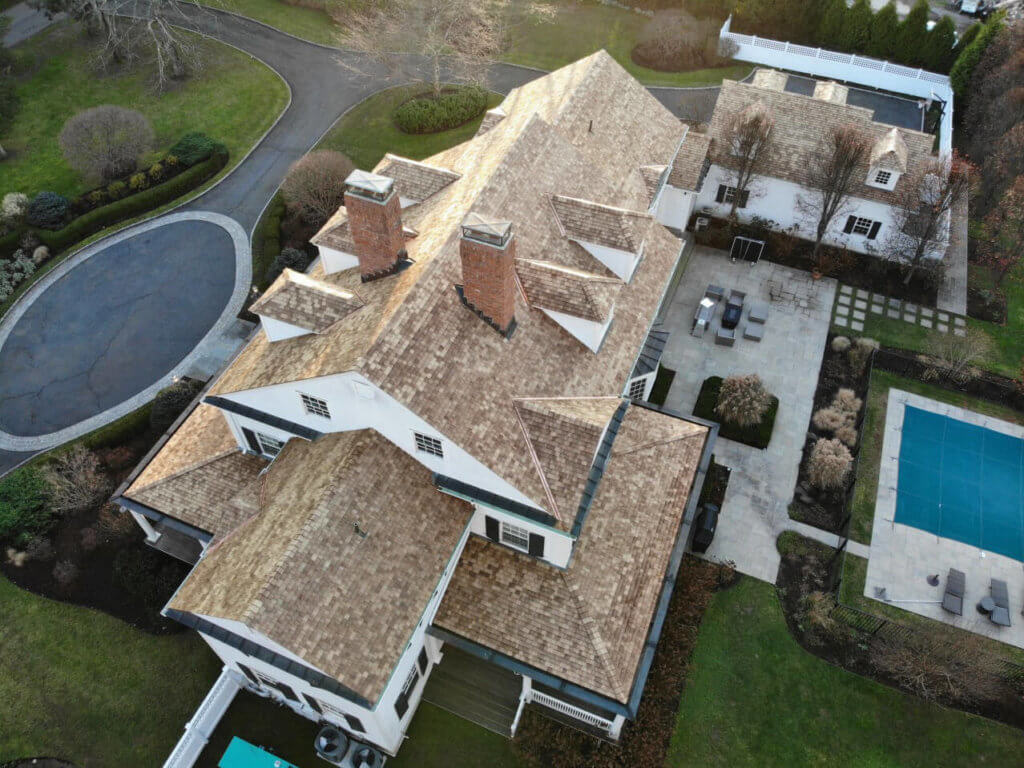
left=516, top=258, right=621, bottom=352
left=866, top=127, right=908, bottom=191
left=250, top=269, right=364, bottom=342
left=549, top=195, right=651, bottom=282
left=376, top=154, right=460, bottom=208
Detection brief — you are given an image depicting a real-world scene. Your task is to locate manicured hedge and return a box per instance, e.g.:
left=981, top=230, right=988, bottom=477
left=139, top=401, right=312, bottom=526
left=255, top=192, right=285, bottom=289
left=394, top=86, right=489, bottom=134
left=693, top=375, right=779, bottom=449
left=36, top=150, right=228, bottom=253
left=0, top=467, right=50, bottom=545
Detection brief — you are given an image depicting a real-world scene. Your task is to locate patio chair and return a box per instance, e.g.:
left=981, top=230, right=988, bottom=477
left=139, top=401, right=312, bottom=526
left=715, top=326, right=736, bottom=347
left=743, top=324, right=764, bottom=342
left=748, top=301, right=769, bottom=324
left=705, top=284, right=725, bottom=302
left=941, top=568, right=965, bottom=616
left=990, top=579, right=1011, bottom=627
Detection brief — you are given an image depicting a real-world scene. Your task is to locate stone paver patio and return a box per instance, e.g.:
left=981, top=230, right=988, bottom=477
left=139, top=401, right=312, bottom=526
left=833, top=283, right=967, bottom=336
left=660, top=247, right=838, bottom=582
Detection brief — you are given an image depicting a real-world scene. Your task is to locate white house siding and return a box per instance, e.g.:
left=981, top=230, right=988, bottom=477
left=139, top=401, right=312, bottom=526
left=465, top=505, right=575, bottom=568
left=320, top=245, right=360, bottom=275
left=539, top=307, right=614, bottom=353
left=223, top=413, right=296, bottom=457
left=695, top=165, right=942, bottom=258
left=192, top=523, right=472, bottom=756
left=215, top=371, right=544, bottom=510
left=572, top=240, right=640, bottom=282
left=258, top=315, right=313, bottom=342
left=655, top=185, right=697, bottom=231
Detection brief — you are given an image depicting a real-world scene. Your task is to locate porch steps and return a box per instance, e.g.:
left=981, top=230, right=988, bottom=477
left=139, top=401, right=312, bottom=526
left=422, top=646, right=521, bottom=737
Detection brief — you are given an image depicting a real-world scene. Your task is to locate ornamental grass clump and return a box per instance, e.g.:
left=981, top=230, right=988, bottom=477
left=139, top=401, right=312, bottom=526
left=808, top=438, right=853, bottom=490
left=848, top=336, right=879, bottom=375
left=831, top=335, right=851, bottom=352
left=715, top=374, right=772, bottom=427
left=812, top=387, right=863, bottom=447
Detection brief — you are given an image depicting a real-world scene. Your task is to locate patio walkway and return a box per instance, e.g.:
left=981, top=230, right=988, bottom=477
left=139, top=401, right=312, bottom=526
left=660, top=247, right=839, bottom=583
left=833, top=283, right=967, bottom=335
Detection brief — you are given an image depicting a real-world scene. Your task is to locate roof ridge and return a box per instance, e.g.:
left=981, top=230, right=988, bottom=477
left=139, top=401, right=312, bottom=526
left=512, top=401, right=562, bottom=521
left=612, top=425, right=706, bottom=457
left=551, top=193, right=653, bottom=219
left=382, top=153, right=461, bottom=178
left=517, top=257, right=622, bottom=284
left=129, top=448, right=240, bottom=496
left=561, top=569, right=630, bottom=702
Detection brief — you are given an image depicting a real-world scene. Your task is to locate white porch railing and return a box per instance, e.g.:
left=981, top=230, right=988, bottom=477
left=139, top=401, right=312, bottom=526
left=529, top=690, right=615, bottom=734
left=163, top=667, right=242, bottom=768
left=719, top=16, right=953, bottom=155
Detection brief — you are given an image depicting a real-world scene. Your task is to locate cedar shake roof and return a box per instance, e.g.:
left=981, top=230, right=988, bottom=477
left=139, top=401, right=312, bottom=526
left=550, top=195, right=651, bottom=252
left=125, top=404, right=263, bottom=539
left=250, top=269, right=365, bottom=334
left=170, top=430, right=472, bottom=703
left=813, top=80, right=849, bottom=105
left=515, top=258, right=621, bottom=322
left=639, top=164, right=666, bottom=204
left=870, top=127, right=910, bottom=172
left=512, top=396, right=620, bottom=523
left=708, top=74, right=934, bottom=205
left=206, top=50, right=687, bottom=520
left=435, top=404, right=709, bottom=703
left=668, top=130, right=712, bottom=191
left=376, top=154, right=461, bottom=203
left=311, top=207, right=355, bottom=253
left=476, top=107, right=506, bottom=136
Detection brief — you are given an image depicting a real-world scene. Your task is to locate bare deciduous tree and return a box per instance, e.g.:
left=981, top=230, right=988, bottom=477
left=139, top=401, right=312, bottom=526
left=796, top=124, right=871, bottom=269
left=337, top=0, right=553, bottom=96
left=282, top=150, right=355, bottom=226
left=921, top=328, right=992, bottom=385
left=885, top=152, right=975, bottom=284
left=42, top=446, right=112, bottom=516
left=59, top=105, right=154, bottom=182
left=718, top=102, right=774, bottom=218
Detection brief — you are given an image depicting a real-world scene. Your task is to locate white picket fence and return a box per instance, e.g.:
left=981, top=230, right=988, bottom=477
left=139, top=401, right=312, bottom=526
left=163, top=667, right=242, bottom=768
left=719, top=16, right=953, bottom=155
left=529, top=690, right=615, bottom=734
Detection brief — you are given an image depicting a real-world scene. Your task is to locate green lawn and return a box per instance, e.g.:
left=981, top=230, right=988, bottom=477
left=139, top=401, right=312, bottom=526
left=3, top=22, right=288, bottom=198
left=208, top=0, right=751, bottom=87
left=848, top=369, right=1024, bottom=545
left=0, top=574, right=222, bottom=766
left=668, top=578, right=1024, bottom=767
left=315, top=85, right=503, bottom=171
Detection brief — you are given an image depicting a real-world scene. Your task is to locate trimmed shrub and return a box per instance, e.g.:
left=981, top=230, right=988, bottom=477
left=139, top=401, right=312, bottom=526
left=0, top=468, right=51, bottom=544
left=695, top=376, right=779, bottom=449
left=129, top=172, right=149, bottom=191
left=107, top=180, right=128, bottom=200
left=950, top=15, right=1002, bottom=96
left=266, top=246, right=312, bottom=284
left=168, top=132, right=224, bottom=166
left=394, top=86, right=489, bottom=134
left=1, top=193, right=28, bottom=228
left=150, top=378, right=204, bottom=434
left=36, top=149, right=228, bottom=255
left=808, top=438, right=853, bottom=489
left=148, top=162, right=165, bottom=182
left=26, top=191, right=69, bottom=230
left=86, top=189, right=109, bottom=207
left=0, top=253, right=36, bottom=302
left=59, top=105, right=153, bottom=183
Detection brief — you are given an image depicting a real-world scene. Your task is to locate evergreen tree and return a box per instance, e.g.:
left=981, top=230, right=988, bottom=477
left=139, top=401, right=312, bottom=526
left=895, top=0, right=930, bottom=67
left=922, top=16, right=957, bottom=72
left=838, top=0, right=873, bottom=53
left=866, top=2, right=900, bottom=59
left=950, top=15, right=1002, bottom=95
left=817, top=0, right=847, bottom=50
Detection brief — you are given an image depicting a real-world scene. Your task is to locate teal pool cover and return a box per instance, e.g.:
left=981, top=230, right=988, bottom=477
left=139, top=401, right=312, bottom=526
left=219, top=737, right=299, bottom=768
left=895, top=406, right=1024, bottom=561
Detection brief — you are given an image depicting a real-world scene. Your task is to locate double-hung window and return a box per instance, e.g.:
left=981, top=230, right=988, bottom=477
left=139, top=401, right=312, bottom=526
left=715, top=184, right=749, bottom=208
left=256, top=433, right=284, bottom=458
left=843, top=215, right=882, bottom=240
left=500, top=520, right=531, bottom=551
left=628, top=377, right=647, bottom=400
left=300, top=393, right=330, bottom=418
left=414, top=432, right=443, bottom=458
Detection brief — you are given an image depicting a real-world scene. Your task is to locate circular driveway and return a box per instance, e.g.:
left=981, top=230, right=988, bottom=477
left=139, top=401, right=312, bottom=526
left=0, top=212, right=248, bottom=447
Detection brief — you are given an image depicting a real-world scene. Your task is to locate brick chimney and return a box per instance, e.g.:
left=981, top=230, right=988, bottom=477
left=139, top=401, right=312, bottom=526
left=343, top=169, right=406, bottom=280
left=458, top=213, right=517, bottom=336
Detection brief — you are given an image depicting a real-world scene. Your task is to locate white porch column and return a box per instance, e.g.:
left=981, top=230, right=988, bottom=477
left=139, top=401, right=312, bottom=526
left=609, top=714, right=627, bottom=741
left=130, top=510, right=159, bottom=542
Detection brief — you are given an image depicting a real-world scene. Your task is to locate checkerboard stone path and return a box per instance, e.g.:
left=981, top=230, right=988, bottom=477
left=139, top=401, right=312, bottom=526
left=832, top=284, right=968, bottom=336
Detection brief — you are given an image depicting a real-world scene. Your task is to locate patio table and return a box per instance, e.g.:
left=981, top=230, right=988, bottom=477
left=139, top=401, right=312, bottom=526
left=978, top=596, right=996, bottom=614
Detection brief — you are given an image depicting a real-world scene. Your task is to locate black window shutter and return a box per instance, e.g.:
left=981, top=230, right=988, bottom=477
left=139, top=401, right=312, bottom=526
left=843, top=215, right=856, bottom=234
left=417, top=648, right=428, bottom=674
left=242, top=427, right=261, bottom=453
left=344, top=714, right=365, bottom=733
left=238, top=663, right=260, bottom=685
left=407, top=667, right=420, bottom=693
left=528, top=533, right=545, bottom=557
left=395, top=693, right=409, bottom=719
left=715, top=184, right=727, bottom=203
left=867, top=221, right=882, bottom=240
left=303, top=694, right=323, bottom=714
left=738, top=189, right=750, bottom=208
left=484, top=515, right=500, bottom=542
left=275, top=681, right=299, bottom=702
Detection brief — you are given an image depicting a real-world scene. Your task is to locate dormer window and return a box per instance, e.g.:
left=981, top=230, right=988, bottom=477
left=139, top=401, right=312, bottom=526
left=414, top=432, right=444, bottom=458
left=500, top=520, right=530, bottom=551
left=866, top=166, right=899, bottom=190
left=300, top=394, right=331, bottom=419
left=874, top=170, right=892, bottom=186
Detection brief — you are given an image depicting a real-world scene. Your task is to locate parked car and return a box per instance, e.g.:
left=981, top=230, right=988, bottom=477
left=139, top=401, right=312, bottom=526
left=691, top=503, right=719, bottom=554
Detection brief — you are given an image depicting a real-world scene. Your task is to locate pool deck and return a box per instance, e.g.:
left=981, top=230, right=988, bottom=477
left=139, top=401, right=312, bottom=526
left=865, top=389, right=1024, bottom=651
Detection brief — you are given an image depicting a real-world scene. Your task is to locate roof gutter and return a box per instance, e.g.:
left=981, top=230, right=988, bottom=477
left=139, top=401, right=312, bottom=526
left=114, top=495, right=214, bottom=544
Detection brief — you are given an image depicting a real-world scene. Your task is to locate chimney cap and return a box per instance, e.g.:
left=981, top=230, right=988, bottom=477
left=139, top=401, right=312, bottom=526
left=345, top=169, right=395, bottom=201
left=461, top=212, right=512, bottom=247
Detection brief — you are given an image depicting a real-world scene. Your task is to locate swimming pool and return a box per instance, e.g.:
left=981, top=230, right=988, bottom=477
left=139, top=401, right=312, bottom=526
left=895, top=406, right=1024, bottom=561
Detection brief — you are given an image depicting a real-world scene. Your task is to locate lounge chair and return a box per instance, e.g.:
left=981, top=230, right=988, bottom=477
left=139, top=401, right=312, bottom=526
left=748, top=301, right=769, bottom=324
left=715, top=326, right=736, bottom=347
left=941, top=568, right=965, bottom=616
left=990, top=579, right=1011, bottom=627
left=743, top=324, right=764, bottom=342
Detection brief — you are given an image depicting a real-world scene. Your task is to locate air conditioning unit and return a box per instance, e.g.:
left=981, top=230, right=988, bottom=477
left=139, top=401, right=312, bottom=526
left=314, top=726, right=384, bottom=768
left=694, top=217, right=710, bottom=232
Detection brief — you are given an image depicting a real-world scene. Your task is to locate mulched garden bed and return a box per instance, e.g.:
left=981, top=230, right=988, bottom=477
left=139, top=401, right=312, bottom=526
left=967, top=283, right=1007, bottom=324
left=776, top=532, right=1024, bottom=730
left=512, top=558, right=736, bottom=768
left=875, top=347, right=1024, bottom=411
left=693, top=376, right=778, bottom=448
left=2, top=759, right=77, bottom=768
